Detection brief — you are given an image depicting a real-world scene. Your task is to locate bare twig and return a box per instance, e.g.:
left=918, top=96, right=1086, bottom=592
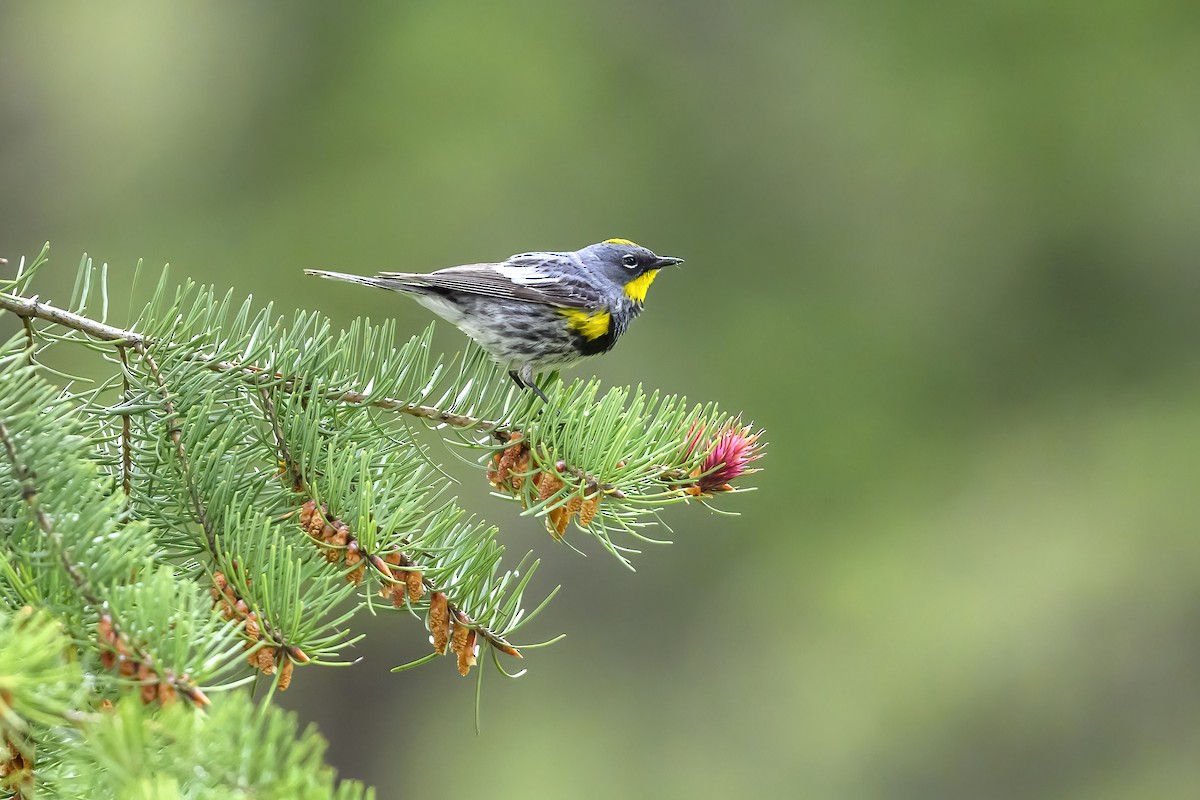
left=0, top=292, right=142, bottom=345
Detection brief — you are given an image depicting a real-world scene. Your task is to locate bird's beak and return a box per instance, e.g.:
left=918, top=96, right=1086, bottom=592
left=654, top=256, right=684, bottom=268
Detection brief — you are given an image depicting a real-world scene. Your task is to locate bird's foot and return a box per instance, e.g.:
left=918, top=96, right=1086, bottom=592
left=509, top=366, right=550, bottom=403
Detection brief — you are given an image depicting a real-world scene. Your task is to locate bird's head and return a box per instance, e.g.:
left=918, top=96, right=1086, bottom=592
left=580, top=239, right=684, bottom=304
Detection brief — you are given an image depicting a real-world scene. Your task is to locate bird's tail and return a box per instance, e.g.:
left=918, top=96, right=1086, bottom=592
left=303, top=269, right=417, bottom=292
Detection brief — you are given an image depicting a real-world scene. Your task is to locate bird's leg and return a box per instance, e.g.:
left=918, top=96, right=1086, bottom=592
left=513, top=364, right=550, bottom=403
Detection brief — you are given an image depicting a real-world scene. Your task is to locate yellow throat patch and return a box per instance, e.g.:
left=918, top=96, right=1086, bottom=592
left=623, top=270, right=659, bottom=303
left=559, top=307, right=612, bottom=340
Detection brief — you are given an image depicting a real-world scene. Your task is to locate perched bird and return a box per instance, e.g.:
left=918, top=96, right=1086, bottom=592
left=305, top=239, right=684, bottom=400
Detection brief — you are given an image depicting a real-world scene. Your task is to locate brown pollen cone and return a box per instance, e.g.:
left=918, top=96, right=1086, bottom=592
left=429, top=592, right=450, bottom=655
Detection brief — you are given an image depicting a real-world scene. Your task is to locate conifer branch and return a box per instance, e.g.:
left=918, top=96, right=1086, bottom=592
left=2, top=288, right=731, bottom=509
left=297, top=499, right=522, bottom=668
left=136, top=345, right=221, bottom=557
left=1, top=290, right=513, bottom=435
left=300, top=500, right=521, bottom=659
left=258, top=386, right=304, bottom=492
left=332, top=389, right=510, bottom=438
left=0, top=419, right=209, bottom=708
left=1, top=244, right=764, bottom=796
left=117, top=346, right=133, bottom=497
left=96, top=613, right=211, bottom=708
left=20, top=316, right=35, bottom=364
left=4, top=272, right=763, bottom=559
left=0, top=420, right=96, bottom=605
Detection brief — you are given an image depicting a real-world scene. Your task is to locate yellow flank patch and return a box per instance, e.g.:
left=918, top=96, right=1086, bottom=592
left=560, top=307, right=612, bottom=340
left=604, top=238, right=639, bottom=247
left=623, top=270, right=659, bottom=303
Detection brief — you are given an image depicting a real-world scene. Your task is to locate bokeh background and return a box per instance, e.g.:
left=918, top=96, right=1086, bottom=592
left=3, top=3, right=1199, bottom=797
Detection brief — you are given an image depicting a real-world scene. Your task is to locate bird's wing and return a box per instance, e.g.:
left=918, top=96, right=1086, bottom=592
left=377, top=259, right=600, bottom=309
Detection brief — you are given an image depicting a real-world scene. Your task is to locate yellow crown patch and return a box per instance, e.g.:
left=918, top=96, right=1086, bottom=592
left=604, top=238, right=639, bottom=247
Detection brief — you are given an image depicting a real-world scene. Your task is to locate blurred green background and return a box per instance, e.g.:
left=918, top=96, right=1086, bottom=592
left=3, top=2, right=1199, bottom=797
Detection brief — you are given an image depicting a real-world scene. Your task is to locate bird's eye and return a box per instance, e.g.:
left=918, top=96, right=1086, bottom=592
left=621, top=255, right=639, bottom=268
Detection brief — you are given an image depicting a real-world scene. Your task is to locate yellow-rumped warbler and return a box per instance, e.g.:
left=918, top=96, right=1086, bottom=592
left=304, top=239, right=684, bottom=400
